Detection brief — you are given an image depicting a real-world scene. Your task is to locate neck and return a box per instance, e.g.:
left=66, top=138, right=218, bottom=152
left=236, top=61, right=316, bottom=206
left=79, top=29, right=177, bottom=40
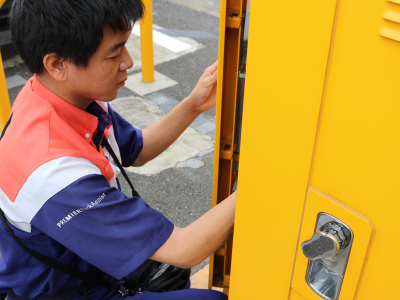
left=36, top=74, right=93, bottom=110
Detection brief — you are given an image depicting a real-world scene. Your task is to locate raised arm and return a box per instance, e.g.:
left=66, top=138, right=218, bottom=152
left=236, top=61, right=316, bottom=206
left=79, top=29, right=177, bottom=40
left=133, top=61, right=218, bottom=167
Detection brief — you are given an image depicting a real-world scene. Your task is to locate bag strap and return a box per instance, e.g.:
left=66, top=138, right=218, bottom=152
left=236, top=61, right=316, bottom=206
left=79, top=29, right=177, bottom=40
left=0, top=115, right=135, bottom=297
left=101, top=138, right=140, bottom=198
left=0, top=209, right=129, bottom=294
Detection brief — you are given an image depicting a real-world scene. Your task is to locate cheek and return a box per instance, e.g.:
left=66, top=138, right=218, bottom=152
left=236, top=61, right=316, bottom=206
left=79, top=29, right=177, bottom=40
left=104, top=59, right=120, bottom=71
left=99, top=62, right=119, bottom=80
left=86, top=66, right=115, bottom=89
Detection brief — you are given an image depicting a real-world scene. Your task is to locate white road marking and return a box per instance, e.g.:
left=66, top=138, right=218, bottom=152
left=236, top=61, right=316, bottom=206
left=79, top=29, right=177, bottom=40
left=132, top=23, right=192, bottom=53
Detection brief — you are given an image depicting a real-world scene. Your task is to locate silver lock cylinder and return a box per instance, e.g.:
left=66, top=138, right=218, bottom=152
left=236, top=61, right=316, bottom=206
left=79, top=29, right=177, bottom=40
left=301, top=213, right=354, bottom=300
left=302, top=221, right=351, bottom=261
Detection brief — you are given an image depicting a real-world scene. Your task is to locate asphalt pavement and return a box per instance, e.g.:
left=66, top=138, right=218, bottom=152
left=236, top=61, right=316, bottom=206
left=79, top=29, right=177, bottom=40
left=1, top=0, right=220, bottom=275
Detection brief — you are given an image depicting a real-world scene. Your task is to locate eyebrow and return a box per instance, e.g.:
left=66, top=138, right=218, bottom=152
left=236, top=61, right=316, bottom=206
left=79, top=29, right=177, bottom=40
left=106, top=41, right=126, bottom=54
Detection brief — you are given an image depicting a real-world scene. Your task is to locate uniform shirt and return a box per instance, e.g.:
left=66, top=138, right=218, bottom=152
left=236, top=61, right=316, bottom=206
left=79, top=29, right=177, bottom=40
left=0, top=76, right=174, bottom=298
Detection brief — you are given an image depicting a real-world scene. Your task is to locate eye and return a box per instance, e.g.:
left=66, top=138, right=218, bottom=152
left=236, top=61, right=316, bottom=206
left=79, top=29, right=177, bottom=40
left=108, top=53, right=120, bottom=60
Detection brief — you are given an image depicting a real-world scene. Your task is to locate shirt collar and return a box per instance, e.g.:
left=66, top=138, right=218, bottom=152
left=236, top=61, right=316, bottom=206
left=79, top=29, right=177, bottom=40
left=86, top=101, right=112, bottom=151
left=31, top=75, right=103, bottom=142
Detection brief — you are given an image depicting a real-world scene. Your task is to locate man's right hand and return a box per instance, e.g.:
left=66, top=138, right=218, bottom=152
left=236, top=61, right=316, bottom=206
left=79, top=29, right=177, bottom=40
left=150, top=191, right=237, bottom=269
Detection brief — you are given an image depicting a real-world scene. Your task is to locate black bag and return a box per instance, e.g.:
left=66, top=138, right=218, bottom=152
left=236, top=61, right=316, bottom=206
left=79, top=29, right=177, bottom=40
left=129, top=260, right=191, bottom=294
left=0, top=119, right=191, bottom=298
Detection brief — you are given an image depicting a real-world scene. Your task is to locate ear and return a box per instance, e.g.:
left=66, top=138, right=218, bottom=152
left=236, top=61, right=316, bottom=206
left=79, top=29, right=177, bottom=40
left=42, top=54, right=68, bottom=81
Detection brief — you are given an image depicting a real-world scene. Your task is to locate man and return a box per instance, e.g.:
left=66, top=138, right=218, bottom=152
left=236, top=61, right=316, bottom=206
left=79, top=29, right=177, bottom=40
left=0, top=0, right=236, bottom=299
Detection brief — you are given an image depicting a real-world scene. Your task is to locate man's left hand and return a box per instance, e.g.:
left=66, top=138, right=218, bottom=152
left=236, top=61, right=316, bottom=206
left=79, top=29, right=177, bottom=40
left=188, top=61, right=218, bottom=114
left=134, top=61, right=218, bottom=167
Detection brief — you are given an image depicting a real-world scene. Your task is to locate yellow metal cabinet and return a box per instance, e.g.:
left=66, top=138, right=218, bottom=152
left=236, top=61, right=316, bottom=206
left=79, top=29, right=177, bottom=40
left=211, top=0, right=400, bottom=299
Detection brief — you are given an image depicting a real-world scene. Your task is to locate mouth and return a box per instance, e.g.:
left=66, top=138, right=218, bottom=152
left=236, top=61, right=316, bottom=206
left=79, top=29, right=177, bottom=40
left=117, top=78, right=127, bottom=87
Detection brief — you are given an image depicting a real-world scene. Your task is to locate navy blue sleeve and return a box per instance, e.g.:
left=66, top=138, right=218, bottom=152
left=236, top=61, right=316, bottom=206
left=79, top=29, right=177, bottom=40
left=30, top=174, right=174, bottom=279
left=108, top=104, right=143, bottom=167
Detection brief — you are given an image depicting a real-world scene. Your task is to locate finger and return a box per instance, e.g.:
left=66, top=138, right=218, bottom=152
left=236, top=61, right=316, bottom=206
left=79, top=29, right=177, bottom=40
left=201, top=60, right=218, bottom=78
left=208, top=60, right=218, bottom=75
left=197, top=61, right=218, bottom=84
left=203, top=69, right=218, bottom=86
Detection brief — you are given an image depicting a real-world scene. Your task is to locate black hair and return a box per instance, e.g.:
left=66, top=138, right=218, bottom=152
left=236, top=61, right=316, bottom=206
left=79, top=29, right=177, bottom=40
left=10, top=0, right=144, bottom=74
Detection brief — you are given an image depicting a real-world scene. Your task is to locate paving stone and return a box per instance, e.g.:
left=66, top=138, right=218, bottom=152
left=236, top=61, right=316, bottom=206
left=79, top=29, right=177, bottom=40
left=6, top=75, right=27, bottom=90
left=190, top=113, right=215, bottom=130
left=145, top=92, right=170, bottom=106
left=157, top=97, right=181, bottom=115
left=124, top=70, right=178, bottom=96
left=194, top=121, right=215, bottom=134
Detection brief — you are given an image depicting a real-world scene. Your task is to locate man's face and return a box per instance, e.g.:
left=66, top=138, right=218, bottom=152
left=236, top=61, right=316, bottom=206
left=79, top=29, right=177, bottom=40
left=66, top=26, right=133, bottom=106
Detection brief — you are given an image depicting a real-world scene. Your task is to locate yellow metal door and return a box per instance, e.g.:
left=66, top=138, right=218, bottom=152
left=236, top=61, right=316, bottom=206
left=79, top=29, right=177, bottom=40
left=292, top=0, right=400, bottom=299
left=225, top=0, right=339, bottom=298
left=221, top=0, right=400, bottom=299
left=209, top=0, right=246, bottom=294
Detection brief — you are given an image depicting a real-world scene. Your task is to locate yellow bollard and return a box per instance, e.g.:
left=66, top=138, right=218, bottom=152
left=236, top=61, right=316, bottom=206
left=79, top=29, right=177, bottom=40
left=0, top=51, right=11, bottom=132
left=140, top=0, right=155, bottom=83
left=0, top=0, right=11, bottom=132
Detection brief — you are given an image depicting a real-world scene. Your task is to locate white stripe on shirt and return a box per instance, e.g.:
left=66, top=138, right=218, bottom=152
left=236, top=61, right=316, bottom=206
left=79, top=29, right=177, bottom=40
left=0, top=157, right=102, bottom=232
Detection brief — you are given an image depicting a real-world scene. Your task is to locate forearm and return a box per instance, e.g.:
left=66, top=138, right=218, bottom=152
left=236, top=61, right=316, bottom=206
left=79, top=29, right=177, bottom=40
left=150, top=192, right=236, bottom=269
left=177, top=194, right=236, bottom=267
left=133, top=96, right=199, bottom=166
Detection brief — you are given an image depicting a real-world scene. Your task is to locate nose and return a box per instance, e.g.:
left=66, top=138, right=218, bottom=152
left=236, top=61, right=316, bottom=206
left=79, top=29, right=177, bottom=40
left=119, top=46, right=134, bottom=72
